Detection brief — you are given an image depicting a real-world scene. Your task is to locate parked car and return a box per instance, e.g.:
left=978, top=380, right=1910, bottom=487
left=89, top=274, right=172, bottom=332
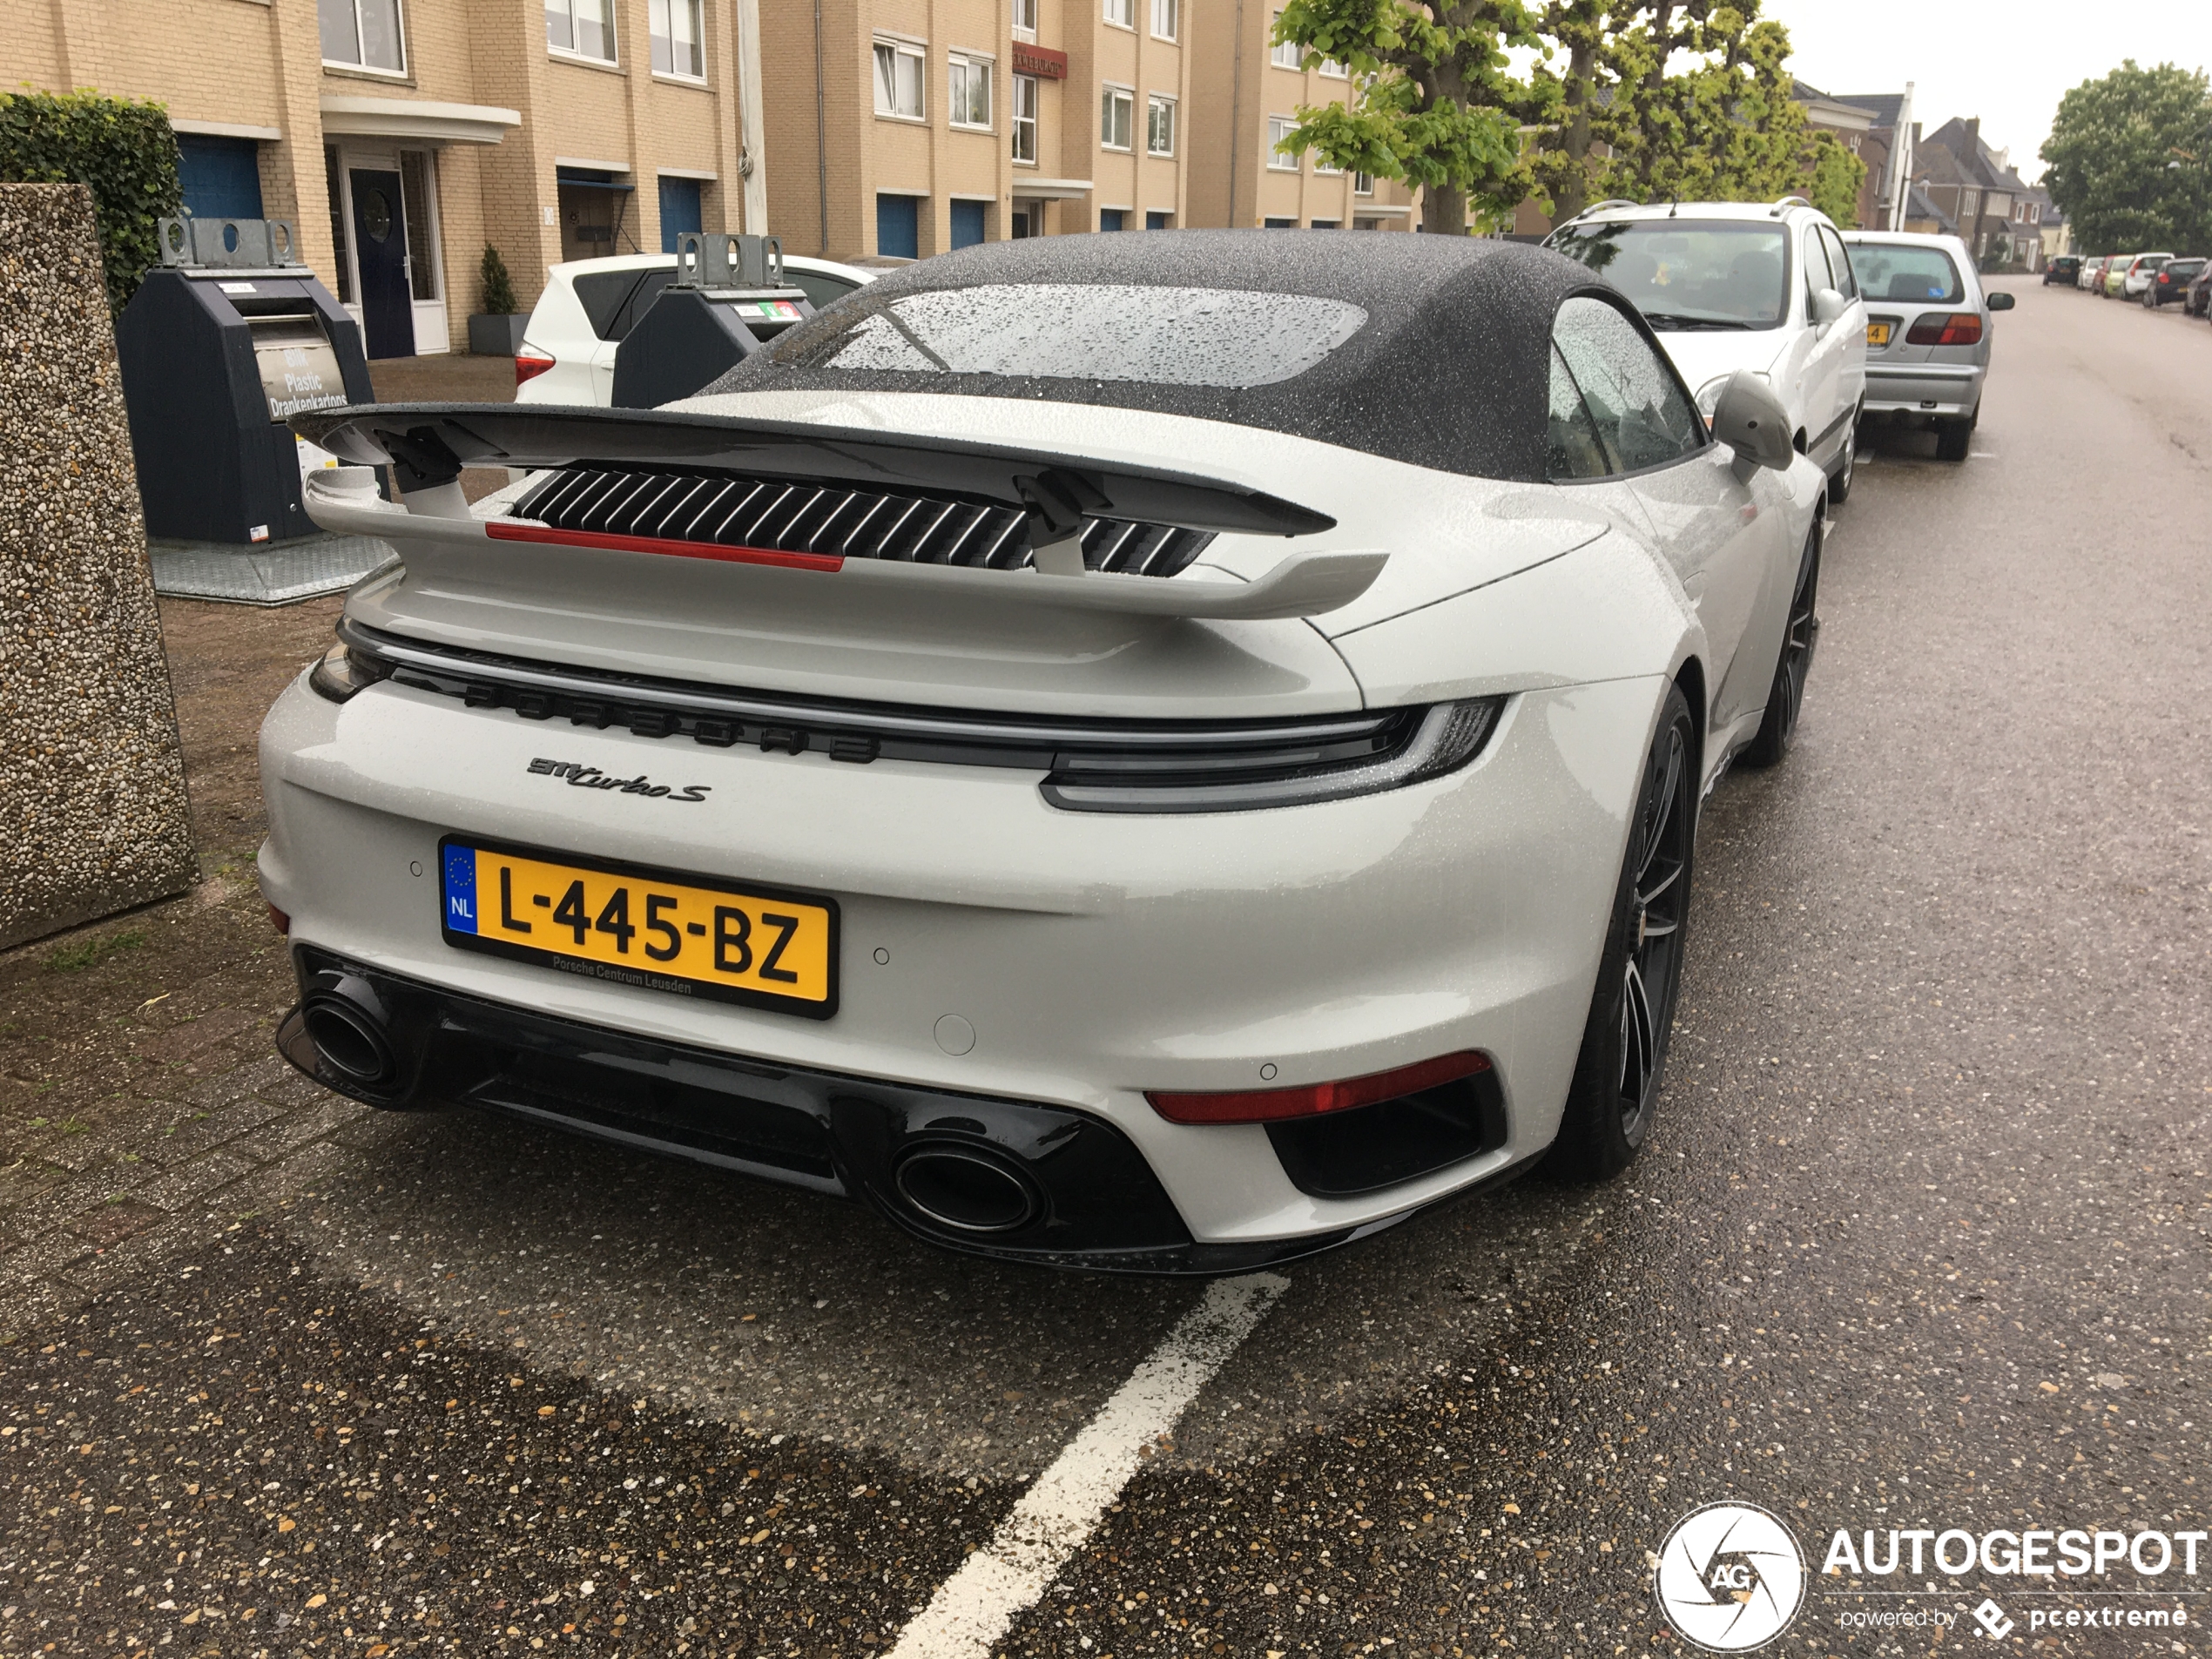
left=2078, top=256, right=2109, bottom=292
left=2107, top=253, right=2173, bottom=298
left=2043, top=253, right=2080, bottom=287
left=516, top=252, right=877, bottom=405
left=2190, top=264, right=2212, bottom=319
left=1549, top=195, right=1867, bottom=502
left=2144, top=256, right=2205, bottom=307
left=274, top=233, right=1826, bottom=1271
left=1841, top=230, right=2015, bottom=462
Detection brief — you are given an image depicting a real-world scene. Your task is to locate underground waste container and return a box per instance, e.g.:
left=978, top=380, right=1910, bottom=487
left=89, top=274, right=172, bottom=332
left=118, top=215, right=374, bottom=545
left=611, top=233, right=814, bottom=408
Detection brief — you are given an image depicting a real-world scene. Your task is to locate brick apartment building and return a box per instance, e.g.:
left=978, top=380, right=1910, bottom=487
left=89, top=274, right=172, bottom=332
left=4, top=0, right=766, bottom=355
left=1184, top=4, right=1416, bottom=231
left=756, top=0, right=1415, bottom=261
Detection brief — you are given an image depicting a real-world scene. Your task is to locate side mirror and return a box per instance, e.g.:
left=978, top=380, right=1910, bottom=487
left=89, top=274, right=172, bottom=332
left=1811, top=287, right=1848, bottom=327
left=1986, top=291, right=2016, bottom=311
left=1709, top=371, right=1796, bottom=478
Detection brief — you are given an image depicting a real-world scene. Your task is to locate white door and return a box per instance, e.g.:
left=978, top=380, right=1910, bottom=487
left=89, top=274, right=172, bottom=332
left=1797, top=226, right=1847, bottom=469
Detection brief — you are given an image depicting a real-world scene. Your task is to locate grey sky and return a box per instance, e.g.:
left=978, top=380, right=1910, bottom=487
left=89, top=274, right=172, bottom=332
left=1765, top=0, right=2212, bottom=182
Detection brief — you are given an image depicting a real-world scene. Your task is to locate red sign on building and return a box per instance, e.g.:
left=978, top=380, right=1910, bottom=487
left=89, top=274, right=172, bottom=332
left=1010, top=42, right=1068, bottom=79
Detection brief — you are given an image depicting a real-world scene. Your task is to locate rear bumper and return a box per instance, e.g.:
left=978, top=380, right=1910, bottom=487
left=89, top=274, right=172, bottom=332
left=276, top=944, right=1524, bottom=1274
left=1860, top=361, right=1984, bottom=418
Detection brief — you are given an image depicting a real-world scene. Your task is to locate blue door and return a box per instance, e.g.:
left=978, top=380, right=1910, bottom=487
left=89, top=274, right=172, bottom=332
left=1145, top=211, right=1172, bottom=230
left=877, top=194, right=920, bottom=259
left=348, top=168, right=414, bottom=359
left=178, top=135, right=264, bottom=219
left=950, top=199, right=986, bottom=248
left=1099, top=208, right=1124, bottom=232
left=658, top=177, right=702, bottom=253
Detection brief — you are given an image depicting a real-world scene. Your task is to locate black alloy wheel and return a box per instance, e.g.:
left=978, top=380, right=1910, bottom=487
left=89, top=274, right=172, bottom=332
left=1548, top=684, right=1697, bottom=1180
left=1740, top=523, right=1822, bottom=768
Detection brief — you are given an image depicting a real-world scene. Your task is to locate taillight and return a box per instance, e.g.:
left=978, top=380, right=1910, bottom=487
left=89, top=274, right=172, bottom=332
left=1147, top=1051, right=1490, bottom=1125
left=516, top=354, right=556, bottom=386
left=1905, top=312, right=1984, bottom=347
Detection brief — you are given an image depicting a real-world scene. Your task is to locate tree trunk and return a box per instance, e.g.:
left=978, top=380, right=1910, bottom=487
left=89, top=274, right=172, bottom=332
left=1554, top=38, right=1595, bottom=224
left=1421, top=183, right=1468, bottom=234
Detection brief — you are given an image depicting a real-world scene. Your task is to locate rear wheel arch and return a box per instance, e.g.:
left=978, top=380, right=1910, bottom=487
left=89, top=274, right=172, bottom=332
left=1670, top=654, right=1709, bottom=773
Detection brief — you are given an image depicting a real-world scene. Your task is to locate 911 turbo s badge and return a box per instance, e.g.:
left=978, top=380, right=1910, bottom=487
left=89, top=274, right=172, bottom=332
left=528, top=758, right=710, bottom=802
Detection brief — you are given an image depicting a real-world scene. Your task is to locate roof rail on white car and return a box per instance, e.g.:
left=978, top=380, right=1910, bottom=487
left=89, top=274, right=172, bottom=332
left=1770, top=195, right=1812, bottom=215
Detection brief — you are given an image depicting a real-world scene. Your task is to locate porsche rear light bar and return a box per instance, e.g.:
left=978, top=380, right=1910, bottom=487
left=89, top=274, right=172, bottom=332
left=482, top=519, right=844, bottom=572
left=1905, top=312, right=1984, bottom=347
left=1147, top=1051, right=1492, bottom=1125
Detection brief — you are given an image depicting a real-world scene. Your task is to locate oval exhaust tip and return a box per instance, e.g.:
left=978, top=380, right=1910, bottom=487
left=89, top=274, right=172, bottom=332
left=894, top=1146, right=1040, bottom=1234
left=302, top=997, right=395, bottom=1087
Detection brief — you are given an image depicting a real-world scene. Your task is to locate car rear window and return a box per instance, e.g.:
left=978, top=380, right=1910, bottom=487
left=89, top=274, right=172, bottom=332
left=785, top=270, right=860, bottom=311
left=779, top=283, right=1369, bottom=388
left=1549, top=220, right=1791, bottom=328
left=572, top=267, right=677, bottom=341
left=1844, top=244, right=1963, bottom=304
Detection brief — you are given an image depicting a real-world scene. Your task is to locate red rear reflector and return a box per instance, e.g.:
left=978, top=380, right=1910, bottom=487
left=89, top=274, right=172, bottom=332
left=515, top=354, right=556, bottom=386
left=267, top=904, right=290, bottom=935
left=1148, top=1051, right=1490, bottom=1125
left=1905, top=312, right=1983, bottom=347
left=485, top=520, right=844, bottom=572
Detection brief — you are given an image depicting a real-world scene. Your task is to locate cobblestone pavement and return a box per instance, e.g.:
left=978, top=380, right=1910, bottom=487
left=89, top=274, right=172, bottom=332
left=1, top=280, right=2207, bottom=1658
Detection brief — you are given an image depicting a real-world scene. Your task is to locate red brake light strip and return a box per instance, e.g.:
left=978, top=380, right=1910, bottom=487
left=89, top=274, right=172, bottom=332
left=485, top=520, right=845, bottom=572
left=1147, top=1050, right=1491, bottom=1125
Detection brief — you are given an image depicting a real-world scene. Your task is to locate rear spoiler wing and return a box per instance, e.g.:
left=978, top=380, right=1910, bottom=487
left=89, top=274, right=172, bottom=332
left=293, top=402, right=1384, bottom=622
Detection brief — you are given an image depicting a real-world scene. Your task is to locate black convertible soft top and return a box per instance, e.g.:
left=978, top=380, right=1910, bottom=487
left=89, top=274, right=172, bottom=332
left=705, top=231, right=1609, bottom=484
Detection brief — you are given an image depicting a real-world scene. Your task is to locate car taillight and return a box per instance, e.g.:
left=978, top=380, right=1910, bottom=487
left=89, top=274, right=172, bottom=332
left=516, top=354, right=556, bottom=386
left=1147, top=1051, right=1490, bottom=1125
left=1905, top=312, right=1984, bottom=347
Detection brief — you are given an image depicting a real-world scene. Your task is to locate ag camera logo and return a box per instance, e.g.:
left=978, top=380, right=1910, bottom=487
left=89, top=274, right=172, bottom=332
left=1655, top=1502, right=1808, bottom=1652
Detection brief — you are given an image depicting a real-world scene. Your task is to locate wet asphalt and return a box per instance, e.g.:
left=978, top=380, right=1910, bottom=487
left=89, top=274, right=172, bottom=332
left=2, top=275, right=2207, bottom=1658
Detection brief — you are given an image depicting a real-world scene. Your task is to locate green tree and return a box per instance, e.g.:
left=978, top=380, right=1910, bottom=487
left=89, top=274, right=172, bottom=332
left=2040, top=60, right=2212, bottom=253
left=0, top=90, right=182, bottom=314
left=1527, top=0, right=1609, bottom=226
left=1271, top=0, right=1554, bottom=233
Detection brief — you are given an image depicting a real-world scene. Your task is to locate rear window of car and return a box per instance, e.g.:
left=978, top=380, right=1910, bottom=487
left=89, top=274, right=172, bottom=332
left=2168, top=260, right=2206, bottom=277
left=572, top=268, right=677, bottom=341
left=1549, top=219, right=1791, bottom=328
left=777, top=283, right=1369, bottom=388
left=1844, top=244, right=1963, bottom=304
left=785, top=270, right=861, bottom=312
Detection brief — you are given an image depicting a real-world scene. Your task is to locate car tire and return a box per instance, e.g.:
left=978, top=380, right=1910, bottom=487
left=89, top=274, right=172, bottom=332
left=1547, top=684, right=1696, bottom=1182
left=1827, top=417, right=1857, bottom=505
left=1933, top=416, right=1973, bottom=462
left=1739, top=523, right=1821, bottom=771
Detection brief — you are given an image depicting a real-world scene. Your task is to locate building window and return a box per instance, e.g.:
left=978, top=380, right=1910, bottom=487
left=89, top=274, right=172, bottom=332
left=874, top=39, right=926, bottom=119
left=1101, top=208, right=1126, bottom=232
left=1101, top=85, right=1134, bottom=152
left=320, top=0, right=406, bottom=73
left=949, top=54, right=993, bottom=130
left=1012, top=73, right=1039, bottom=164
left=1263, top=216, right=1297, bottom=227
left=1353, top=171, right=1374, bottom=195
left=1105, top=0, right=1135, bottom=28
left=1267, top=114, right=1298, bottom=169
left=1310, top=218, right=1339, bottom=229
left=1271, top=13, right=1300, bottom=69
left=1147, top=95, right=1177, bottom=157
left=399, top=149, right=439, bottom=300
left=323, top=145, right=352, bottom=303
left=1151, top=0, right=1177, bottom=39
left=1146, top=210, right=1172, bottom=229
left=651, top=0, right=703, bottom=78
left=1011, top=0, right=1036, bottom=38
left=546, top=0, right=616, bottom=62
left=1314, top=152, right=1341, bottom=175
left=1318, top=57, right=1346, bottom=78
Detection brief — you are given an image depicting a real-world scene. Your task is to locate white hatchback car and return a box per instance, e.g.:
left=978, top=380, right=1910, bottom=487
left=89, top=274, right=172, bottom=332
left=516, top=252, right=876, bottom=405
left=1549, top=198, right=1869, bottom=504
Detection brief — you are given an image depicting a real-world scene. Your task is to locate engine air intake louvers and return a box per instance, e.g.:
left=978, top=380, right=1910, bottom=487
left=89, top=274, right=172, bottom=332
left=507, top=466, right=1215, bottom=578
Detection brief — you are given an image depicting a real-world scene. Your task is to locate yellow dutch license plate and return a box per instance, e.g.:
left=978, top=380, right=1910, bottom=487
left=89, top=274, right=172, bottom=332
left=439, top=838, right=839, bottom=1018
left=1865, top=321, right=1893, bottom=347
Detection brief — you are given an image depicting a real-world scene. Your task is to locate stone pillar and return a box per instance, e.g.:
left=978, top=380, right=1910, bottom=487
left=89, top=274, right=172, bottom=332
left=0, top=185, right=197, bottom=950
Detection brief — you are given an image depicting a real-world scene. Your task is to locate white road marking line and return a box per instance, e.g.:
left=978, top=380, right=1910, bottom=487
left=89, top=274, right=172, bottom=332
left=886, top=1271, right=1290, bottom=1659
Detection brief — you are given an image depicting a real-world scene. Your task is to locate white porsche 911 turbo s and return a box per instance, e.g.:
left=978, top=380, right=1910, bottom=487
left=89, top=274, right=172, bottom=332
left=266, top=233, right=1825, bottom=1272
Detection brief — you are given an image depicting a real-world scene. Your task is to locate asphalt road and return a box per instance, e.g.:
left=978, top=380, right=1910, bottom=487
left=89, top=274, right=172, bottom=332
left=2, top=274, right=2207, bottom=1659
